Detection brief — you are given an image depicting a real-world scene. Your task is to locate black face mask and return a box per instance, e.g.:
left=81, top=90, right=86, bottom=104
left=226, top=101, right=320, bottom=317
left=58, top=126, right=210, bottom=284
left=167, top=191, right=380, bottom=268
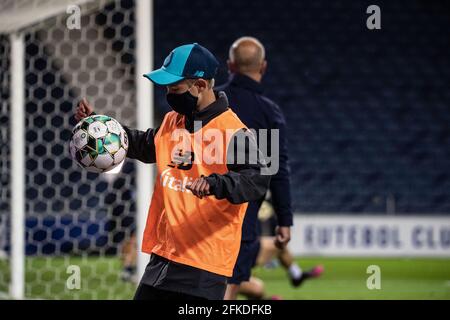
left=166, top=89, right=198, bottom=116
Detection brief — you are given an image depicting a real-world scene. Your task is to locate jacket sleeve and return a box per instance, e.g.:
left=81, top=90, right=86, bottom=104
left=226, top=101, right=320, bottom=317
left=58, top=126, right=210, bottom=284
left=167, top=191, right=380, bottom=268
left=205, top=128, right=271, bottom=204
left=268, top=104, right=293, bottom=227
left=122, top=125, right=159, bottom=164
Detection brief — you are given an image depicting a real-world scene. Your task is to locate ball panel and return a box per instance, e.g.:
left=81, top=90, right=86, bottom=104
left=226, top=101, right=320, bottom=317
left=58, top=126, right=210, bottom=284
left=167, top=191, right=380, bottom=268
left=93, top=115, right=111, bottom=123
left=88, top=121, right=108, bottom=139
left=85, top=165, right=104, bottom=173
left=94, top=153, right=114, bottom=169
left=96, top=138, right=105, bottom=154
left=85, top=117, right=95, bottom=124
left=85, top=136, right=99, bottom=160
left=80, top=120, right=90, bottom=131
left=73, top=121, right=82, bottom=133
left=104, top=133, right=120, bottom=154
left=75, top=149, right=88, bottom=163
left=106, top=120, right=121, bottom=135
left=120, top=131, right=128, bottom=150
left=113, top=147, right=126, bottom=165
left=80, top=152, right=94, bottom=167
left=72, top=129, right=88, bottom=149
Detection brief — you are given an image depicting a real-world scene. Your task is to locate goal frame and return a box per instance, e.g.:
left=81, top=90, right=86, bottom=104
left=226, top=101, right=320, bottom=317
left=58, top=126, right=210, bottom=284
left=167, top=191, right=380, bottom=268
left=1, top=0, right=154, bottom=299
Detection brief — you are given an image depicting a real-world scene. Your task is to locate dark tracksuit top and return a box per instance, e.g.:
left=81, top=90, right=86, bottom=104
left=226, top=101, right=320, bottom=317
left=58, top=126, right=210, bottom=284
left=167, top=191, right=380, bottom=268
left=121, top=91, right=270, bottom=299
left=216, top=74, right=293, bottom=242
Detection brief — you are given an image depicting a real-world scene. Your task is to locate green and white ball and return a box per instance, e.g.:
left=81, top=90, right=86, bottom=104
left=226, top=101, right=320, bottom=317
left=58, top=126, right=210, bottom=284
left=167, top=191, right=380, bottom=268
left=70, top=115, right=128, bottom=173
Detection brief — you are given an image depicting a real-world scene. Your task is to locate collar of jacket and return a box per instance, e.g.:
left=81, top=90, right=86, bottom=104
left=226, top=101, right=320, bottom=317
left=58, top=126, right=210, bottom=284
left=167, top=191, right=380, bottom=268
left=184, top=90, right=229, bottom=133
left=229, top=73, right=264, bottom=94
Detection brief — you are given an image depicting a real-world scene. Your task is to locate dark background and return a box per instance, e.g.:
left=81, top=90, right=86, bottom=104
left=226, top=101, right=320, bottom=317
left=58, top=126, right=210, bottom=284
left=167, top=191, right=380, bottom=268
left=153, top=0, right=450, bottom=214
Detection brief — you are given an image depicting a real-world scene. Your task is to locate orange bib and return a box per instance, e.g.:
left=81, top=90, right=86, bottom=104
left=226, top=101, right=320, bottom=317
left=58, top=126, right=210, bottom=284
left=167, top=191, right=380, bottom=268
left=142, top=109, right=249, bottom=276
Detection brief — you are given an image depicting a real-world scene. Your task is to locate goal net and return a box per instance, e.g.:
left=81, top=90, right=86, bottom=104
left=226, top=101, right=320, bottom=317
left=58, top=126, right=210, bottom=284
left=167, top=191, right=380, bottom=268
left=0, top=0, right=150, bottom=299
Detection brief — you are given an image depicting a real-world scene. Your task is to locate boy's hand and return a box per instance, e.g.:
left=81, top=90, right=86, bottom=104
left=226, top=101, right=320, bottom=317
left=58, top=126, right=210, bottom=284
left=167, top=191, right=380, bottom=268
left=186, top=176, right=211, bottom=199
left=74, top=98, right=94, bottom=122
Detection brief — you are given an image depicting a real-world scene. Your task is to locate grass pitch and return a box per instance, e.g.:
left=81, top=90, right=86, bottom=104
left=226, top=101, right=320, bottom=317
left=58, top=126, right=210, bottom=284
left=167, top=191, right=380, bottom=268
left=251, top=257, right=450, bottom=300
left=0, top=257, right=449, bottom=300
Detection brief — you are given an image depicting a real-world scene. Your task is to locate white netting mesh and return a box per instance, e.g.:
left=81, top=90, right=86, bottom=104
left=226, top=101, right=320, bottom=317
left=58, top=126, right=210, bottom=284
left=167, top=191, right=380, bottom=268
left=0, top=0, right=139, bottom=299
left=0, top=0, right=97, bottom=33
left=0, top=34, right=11, bottom=298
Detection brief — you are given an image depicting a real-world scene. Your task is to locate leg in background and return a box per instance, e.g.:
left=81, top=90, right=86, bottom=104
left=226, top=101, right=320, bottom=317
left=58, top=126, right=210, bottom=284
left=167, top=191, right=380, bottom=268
left=224, top=283, right=241, bottom=300
left=277, top=245, right=324, bottom=287
left=121, top=233, right=137, bottom=282
left=226, top=239, right=261, bottom=300
left=255, top=237, right=278, bottom=267
left=239, top=277, right=265, bottom=300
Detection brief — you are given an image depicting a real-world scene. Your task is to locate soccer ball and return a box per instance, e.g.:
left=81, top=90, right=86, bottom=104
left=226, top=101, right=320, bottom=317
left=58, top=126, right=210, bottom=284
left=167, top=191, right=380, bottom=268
left=70, top=115, right=128, bottom=173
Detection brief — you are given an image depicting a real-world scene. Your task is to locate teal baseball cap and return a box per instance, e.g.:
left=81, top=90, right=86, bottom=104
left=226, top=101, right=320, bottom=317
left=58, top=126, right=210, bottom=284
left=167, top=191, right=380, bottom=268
left=144, top=43, right=220, bottom=86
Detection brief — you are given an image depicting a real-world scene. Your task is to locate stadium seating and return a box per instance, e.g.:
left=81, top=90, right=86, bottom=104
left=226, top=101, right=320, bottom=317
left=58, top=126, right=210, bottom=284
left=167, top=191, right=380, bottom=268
left=152, top=0, right=450, bottom=214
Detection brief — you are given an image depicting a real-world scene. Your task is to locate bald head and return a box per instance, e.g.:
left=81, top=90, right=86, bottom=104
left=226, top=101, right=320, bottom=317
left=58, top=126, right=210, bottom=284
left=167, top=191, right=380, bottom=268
left=229, top=36, right=266, bottom=76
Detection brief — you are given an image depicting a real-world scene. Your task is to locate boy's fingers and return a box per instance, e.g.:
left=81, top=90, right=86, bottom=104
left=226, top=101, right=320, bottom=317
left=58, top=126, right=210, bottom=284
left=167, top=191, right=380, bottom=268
left=187, top=179, right=198, bottom=193
left=199, top=180, right=208, bottom=196
left=204, top=180, right=210, bottom=195
left=186, top=178, right=210, bottom=199
left=81, top=98, right=90, bottom=110
left=196, top=180, right=204, bottom=193
left=75, top=99, right=90, bottom=123
left=197, top=180, right=207, bottom=197
left=77, top=105, right=85, bottom=115
left=81, top=98, right=88, bottom=109
left=196, top=179, right=207, bottom=198
left=195, top=180, right=203, bottom=195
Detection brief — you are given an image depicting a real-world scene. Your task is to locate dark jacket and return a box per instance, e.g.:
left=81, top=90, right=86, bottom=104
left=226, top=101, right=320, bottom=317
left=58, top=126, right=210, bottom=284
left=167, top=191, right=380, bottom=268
left=216, top=73, right=293, bottom=241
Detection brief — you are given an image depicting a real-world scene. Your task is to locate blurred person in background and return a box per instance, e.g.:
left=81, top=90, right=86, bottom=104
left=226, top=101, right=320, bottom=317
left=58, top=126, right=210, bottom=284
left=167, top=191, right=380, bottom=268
left=217, top=37, right=322, bottom=299
left=120, top=232, right=137, bottom=282
left=239, top=198, right=324, bottom=300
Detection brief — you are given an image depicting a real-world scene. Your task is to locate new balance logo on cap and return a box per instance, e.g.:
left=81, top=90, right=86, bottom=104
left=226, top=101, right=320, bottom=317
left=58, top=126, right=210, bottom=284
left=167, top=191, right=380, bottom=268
left=144, top=43, right=219, bottom=86
left=193, top=70, right=205, bottom=77
left=163, top=51, right=174, bottom=68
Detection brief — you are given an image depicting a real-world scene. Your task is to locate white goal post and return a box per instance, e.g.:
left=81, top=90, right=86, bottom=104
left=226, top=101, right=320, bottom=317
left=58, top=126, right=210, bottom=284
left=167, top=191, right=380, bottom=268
left=0, top=0, right=154, bottom=299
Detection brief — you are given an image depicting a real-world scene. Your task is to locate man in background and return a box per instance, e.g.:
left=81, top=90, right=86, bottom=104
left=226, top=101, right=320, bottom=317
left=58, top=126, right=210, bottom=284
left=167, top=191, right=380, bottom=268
left=217, top=37, right=321, bottom=299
